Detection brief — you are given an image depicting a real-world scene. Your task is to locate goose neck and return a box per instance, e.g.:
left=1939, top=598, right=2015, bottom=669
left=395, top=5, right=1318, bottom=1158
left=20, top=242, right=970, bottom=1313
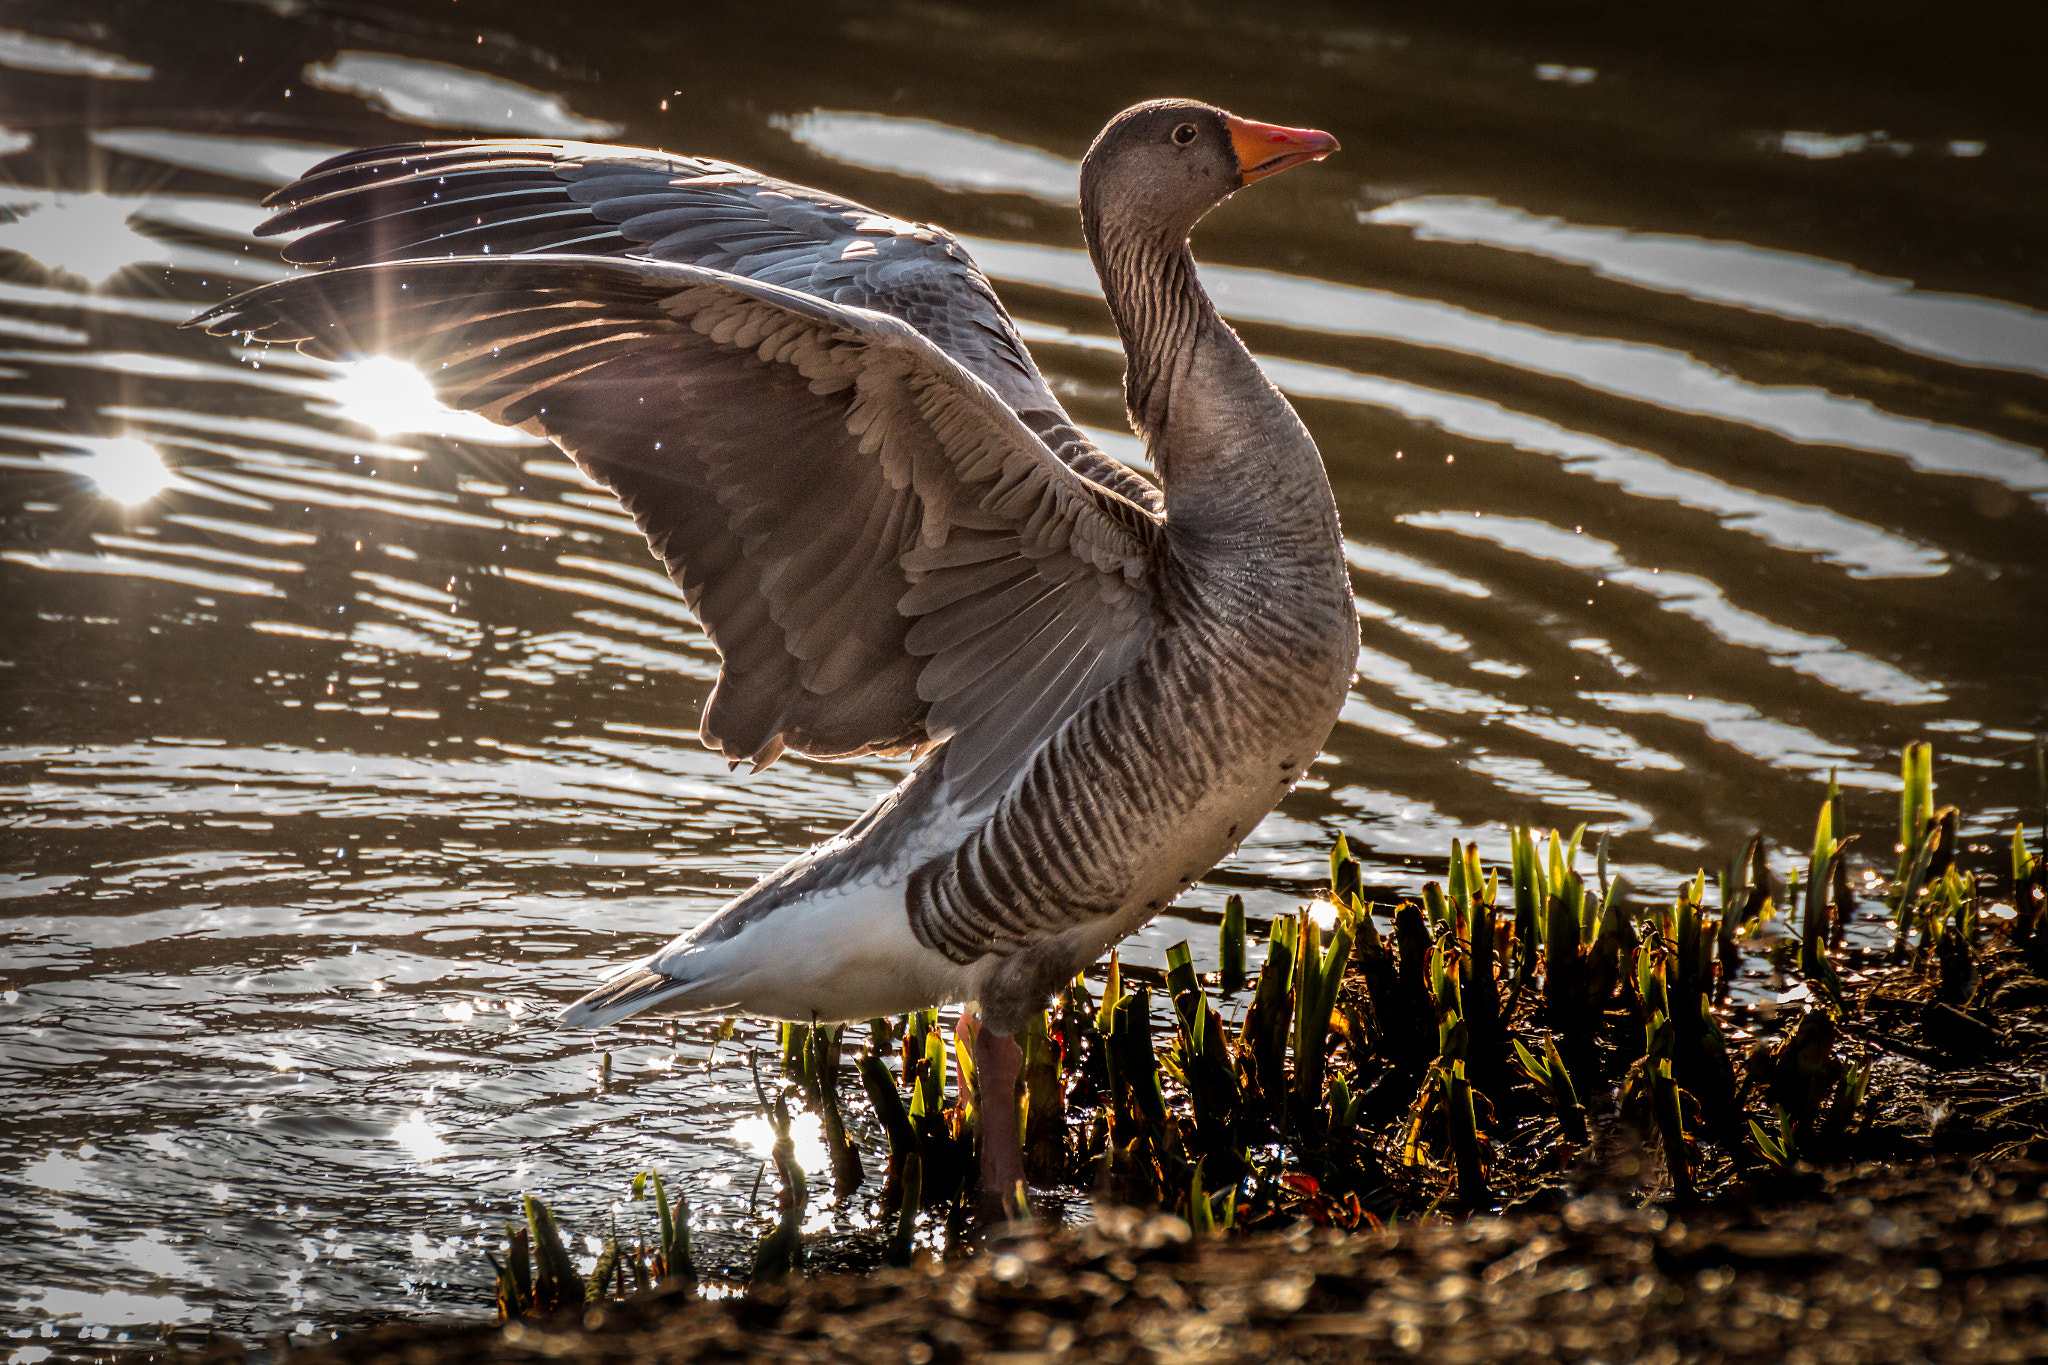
left=1085, top=220, right=1210, bottom=447
left=1085, top=211, right=1341, bottom=573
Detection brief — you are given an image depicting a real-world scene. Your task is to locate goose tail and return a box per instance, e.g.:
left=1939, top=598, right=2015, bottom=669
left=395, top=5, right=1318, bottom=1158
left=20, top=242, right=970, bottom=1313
left=560, top=958, right=737, bottom=1029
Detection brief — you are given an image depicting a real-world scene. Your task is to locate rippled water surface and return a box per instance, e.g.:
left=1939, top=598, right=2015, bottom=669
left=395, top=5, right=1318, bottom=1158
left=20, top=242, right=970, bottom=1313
left=3, top=0, right=2044, bottom=1348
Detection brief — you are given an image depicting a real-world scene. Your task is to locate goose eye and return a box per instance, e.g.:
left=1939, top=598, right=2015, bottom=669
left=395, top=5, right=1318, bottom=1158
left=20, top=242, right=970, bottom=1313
left=1172, top=123, right=1198, bottom=146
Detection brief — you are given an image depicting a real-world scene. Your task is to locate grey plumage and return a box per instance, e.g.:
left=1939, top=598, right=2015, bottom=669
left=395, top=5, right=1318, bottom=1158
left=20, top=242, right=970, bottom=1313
left=201, top=253, right=1159, bottom=787
left=257, top=138, right=1160, bottom=513
left=190, top=103, right=1357, bottom=1105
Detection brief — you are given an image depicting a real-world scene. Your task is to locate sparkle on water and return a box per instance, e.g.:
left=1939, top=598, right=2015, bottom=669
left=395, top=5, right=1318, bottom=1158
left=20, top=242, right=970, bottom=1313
left=727, top=1110, right=830, bottom=1175
left=390, top=1111, right=453, bottom=1163
left=317, top=355, right=521, bottom=442
left=0, top=193, right=160, bottom=282
left=46, top=436, right=173, bottom=504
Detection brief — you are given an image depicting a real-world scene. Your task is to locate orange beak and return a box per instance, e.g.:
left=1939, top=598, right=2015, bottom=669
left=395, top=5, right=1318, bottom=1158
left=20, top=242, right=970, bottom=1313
left=1227, top=115, right=1340, bottom=184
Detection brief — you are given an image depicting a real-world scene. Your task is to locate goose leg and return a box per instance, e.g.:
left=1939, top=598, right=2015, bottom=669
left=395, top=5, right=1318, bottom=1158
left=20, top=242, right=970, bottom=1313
left=973, top=1023, right=1028, bottom=1219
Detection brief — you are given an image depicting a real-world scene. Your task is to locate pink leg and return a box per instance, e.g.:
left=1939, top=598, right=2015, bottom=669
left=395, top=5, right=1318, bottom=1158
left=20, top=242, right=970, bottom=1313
left=973, top=1024, right=1028, bottom=1220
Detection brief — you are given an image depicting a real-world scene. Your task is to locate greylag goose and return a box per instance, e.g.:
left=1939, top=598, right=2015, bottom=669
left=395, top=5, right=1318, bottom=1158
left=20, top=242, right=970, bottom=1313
left=193, top=99, right=1357, bottom=1209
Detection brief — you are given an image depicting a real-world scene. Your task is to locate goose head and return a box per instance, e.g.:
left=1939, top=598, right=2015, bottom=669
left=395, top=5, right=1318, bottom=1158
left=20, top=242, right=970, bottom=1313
left=1079, top=100, right=1338, bottom=448
left=1080, top=98, right=1338, bottom=247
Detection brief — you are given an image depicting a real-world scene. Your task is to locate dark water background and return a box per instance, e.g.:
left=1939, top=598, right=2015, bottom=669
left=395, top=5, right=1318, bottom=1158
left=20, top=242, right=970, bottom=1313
left=2, top=0, right=2044, bottom=1349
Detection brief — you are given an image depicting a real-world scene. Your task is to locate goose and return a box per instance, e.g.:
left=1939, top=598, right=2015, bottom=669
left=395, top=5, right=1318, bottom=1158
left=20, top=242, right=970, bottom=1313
left=193, top=99, right=1358, bottom=1211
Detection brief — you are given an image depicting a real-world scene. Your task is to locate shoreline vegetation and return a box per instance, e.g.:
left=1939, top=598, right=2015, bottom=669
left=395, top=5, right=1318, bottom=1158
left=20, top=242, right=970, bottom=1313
left=174, top=741, right=2047, bottom=1361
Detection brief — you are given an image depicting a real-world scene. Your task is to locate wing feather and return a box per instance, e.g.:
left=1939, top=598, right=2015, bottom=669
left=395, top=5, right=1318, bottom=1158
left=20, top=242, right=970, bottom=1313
left=192, top=253, right=1159, bottom=793
left=257, top=138, right=1161, bottom=516
left=897, top=551, right=1032, bottom=616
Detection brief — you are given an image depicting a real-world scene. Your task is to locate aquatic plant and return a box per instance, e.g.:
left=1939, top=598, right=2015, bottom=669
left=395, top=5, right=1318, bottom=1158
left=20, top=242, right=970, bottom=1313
left=637, top=1166, right=694, bottom=1290
left=491, top=740, right=2043, bottom=1315
left=952, top=740, right=2036, bottom=1224
left=488, top=1195, right=569, bottom=1319
left=490, top=1176, right=692, bottom=1320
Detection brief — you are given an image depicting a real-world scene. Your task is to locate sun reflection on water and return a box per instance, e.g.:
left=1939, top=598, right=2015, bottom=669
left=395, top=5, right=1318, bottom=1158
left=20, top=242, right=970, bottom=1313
left=47, top=436, right=173, bottom=504
left=316, top=355, right=526, bottom=443
left=727, top=1111, right=829, bottom=1175
left=390, top=1110, right=451, bottom=1162
left=0, top=194, right=161, bottom=282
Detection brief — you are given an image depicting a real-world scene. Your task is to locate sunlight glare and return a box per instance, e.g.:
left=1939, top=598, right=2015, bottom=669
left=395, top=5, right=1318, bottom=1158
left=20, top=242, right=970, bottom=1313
left=319, top=355, right=510, bottom=441
left=391, top=1110, right=451, bottom=1161
left=49, top=437, right=174, bottom=505
left=0, top=194, right=159, bottom=282
left=728, top=1110, right=829, bottom=1175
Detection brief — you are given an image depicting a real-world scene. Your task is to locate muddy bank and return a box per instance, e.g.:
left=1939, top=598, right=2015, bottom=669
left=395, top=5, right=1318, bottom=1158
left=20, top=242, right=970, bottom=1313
left=181, top=1155, right=2044, bottom=1365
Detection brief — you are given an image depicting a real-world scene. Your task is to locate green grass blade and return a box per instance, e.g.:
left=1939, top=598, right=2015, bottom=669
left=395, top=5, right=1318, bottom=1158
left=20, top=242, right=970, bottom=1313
left=1165, top=940, right=1201, bottom=1038
left=1220, top=894, right=1247, bottom=994
left=1423, top=880, right=1448, bottom=929
left=523, top=1194, right=580, bottom=1313
left=1096, top=949, right=1123, bottom=1035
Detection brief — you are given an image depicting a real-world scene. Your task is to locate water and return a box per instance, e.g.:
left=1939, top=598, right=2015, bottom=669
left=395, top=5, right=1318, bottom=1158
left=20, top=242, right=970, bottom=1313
left=2, top=0, right=2043, bottom=1348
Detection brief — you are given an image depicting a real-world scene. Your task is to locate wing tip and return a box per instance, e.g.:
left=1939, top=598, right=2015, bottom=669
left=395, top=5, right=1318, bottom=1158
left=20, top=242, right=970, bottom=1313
left=182, top=300, right=242, bottom=335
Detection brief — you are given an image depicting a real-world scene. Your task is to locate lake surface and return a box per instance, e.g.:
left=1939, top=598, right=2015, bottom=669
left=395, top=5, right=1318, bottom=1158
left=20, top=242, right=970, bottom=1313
left=2, top=0, right=2044, bottom=1349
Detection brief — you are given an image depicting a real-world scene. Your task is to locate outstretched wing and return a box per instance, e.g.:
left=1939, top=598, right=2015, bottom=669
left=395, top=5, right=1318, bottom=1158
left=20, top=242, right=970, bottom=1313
left=193, top=255, right=1160, bottom=808
left=259, top=139, right=1160, bottom=514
